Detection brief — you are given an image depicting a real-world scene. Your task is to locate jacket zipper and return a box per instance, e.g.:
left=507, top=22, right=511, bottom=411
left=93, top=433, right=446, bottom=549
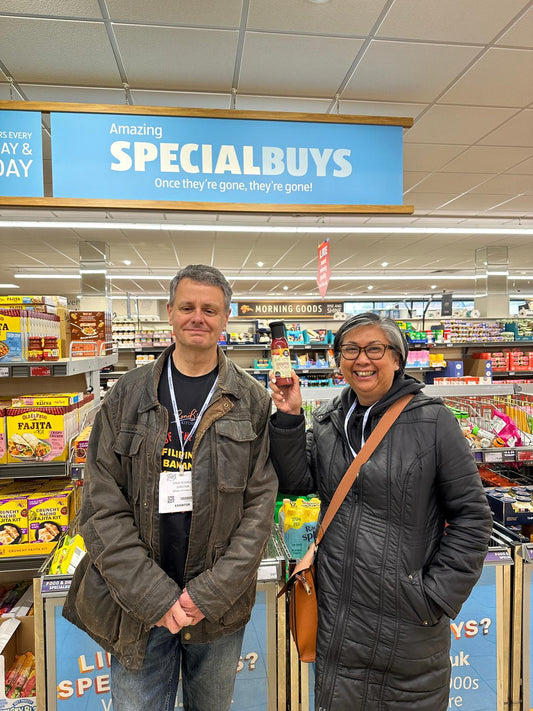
left=318, top=441, right=361, bottom=710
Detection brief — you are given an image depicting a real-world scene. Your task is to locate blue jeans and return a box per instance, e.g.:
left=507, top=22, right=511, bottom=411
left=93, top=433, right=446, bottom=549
left=111, top=626, right=245, bottom=711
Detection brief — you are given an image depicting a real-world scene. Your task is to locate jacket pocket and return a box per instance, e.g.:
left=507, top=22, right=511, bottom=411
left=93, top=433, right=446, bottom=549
left=401, top=568, right=442, bottom=626
left=113, top=428, right=145, bottom=506
left=73, top=556, right=143, bottom=647
left=214, top=419, right=257, bottom=493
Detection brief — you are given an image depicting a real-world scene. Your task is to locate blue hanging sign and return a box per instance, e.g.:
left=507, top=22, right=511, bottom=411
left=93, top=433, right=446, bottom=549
left=0, top=110, right=43, bottom=197
left=50, top=111, right=406, bottom=209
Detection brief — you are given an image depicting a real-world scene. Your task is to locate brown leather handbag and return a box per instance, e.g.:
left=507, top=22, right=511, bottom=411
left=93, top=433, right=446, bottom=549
left=278, top=394, right=413, bottom=663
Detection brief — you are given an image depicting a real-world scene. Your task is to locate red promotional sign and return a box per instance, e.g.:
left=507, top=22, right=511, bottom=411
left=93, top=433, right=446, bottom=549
left=317, top=239, right=331, bottom=299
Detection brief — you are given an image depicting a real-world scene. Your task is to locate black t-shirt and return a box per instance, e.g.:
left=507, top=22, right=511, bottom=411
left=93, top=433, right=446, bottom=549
left=158, top=354, right=218, bottom=587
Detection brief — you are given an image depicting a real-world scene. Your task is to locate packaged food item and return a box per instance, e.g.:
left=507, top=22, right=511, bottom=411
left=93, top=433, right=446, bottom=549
left=73, top=425, right=92, bottom=463
left=27, top=336, right=43, bottom=362
left=27, top=487, right=73, bottom=544
left=279, top=497, right=321, bottom=559
left=6, top=404, right=77, bottom=463
left=0, top=495, right=28, bottom=545
left=269, top=321, right=292, bottom=386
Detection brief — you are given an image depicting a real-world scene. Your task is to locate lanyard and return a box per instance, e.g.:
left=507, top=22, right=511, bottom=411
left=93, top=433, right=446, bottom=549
left=344, top=398, right=375, bottom=458
left=167, top=356, right=218, bottom=473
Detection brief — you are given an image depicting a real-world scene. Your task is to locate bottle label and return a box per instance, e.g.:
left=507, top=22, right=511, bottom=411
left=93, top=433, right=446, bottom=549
left=271, top=347, right=292, bottom=379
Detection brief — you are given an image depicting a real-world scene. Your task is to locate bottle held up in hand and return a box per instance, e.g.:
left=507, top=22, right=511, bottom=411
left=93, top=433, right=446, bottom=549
left=269, top=321, right=293, bottom=387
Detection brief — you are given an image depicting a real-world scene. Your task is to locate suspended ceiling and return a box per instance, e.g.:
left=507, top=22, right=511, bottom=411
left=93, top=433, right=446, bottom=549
left=0, top=0, right=532, bottom=301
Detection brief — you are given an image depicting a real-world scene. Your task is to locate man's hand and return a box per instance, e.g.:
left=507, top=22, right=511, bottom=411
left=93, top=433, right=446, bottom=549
left=155, top=599, right=193, bottom=634
left=179, top=588, right=205, bottom=626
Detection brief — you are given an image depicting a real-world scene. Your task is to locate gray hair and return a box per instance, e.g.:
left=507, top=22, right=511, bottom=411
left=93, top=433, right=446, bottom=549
left=333, top=312, right=409, bottom=373
left=168, top=265, right=233, bottom=311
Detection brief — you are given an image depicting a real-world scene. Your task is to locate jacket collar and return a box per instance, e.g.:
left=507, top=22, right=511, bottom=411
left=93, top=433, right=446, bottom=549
left=138, top=345, right=241, bottom=413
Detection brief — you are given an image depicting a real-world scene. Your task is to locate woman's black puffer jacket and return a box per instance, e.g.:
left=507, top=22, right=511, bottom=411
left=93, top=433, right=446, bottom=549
left=270, top=375, right=493, bottom=711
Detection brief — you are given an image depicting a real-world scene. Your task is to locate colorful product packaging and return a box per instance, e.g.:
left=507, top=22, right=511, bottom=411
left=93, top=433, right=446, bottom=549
left=27, top=487, right=73, bottom=545
left=0, top=310, right=26, bottom=362
left=0, top=497, right=28, bottom=546
left=6, top=405, right=76, bottom=463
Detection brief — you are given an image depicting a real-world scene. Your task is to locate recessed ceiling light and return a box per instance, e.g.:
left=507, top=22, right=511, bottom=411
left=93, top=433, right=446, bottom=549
left=431, top=284, right=437, bottom=289
left=368, top=285, right=373, bottom=290
left=283, top=285, right=289, bottom=291
left=308, top=0, right=330, bottom=4
left=123, top=259, right=131, bottom=266
left=381, top=262, right=389, bottom=267
left=257, top=261, right=264, bottom=267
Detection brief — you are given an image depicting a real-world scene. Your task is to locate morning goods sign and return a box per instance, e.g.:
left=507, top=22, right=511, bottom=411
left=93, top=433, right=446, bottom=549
left=49, top=111, right=405, bottom=208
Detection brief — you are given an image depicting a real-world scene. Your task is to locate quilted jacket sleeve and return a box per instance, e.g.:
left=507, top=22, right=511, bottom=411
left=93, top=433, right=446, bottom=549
left=423, top=405, right=493, bottom=618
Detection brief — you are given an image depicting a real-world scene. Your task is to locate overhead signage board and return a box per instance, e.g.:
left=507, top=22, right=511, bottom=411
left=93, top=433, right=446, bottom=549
left=48, top=109, right=408, bottom=211
left=0, top=109, right=43, bottom=197
left=237, top=301, right=344, bottom=318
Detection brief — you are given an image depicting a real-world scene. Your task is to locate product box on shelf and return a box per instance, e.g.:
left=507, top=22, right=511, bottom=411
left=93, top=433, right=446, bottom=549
left=0, top=405, right=7, bottom=466
left=27, top=486, right=73, bottom=546
left=0, top=615, right=36, bottom=708
left=463, top=358, right=493, bottom=379
left=0, top=311, right=26, bottom=362
left=69, top=310, right=113, bottom=356
left=0, top=496, right=29, bottom=546
left=6, top=405, right=76, bottom=463
left=485, top=486, right=533, bottom=526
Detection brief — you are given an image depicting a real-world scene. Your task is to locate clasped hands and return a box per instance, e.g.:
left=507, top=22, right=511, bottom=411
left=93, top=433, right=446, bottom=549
left=155, top=588, right=205, bottom=634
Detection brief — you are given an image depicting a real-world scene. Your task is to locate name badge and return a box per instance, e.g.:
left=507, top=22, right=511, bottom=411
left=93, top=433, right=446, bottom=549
left=159, top=470, right=193, bottom=513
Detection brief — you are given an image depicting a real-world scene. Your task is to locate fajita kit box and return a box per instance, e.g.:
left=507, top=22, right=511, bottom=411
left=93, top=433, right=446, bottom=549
left=0, top=405, right=8, bottom=465
left=10, top=393, right=81, bottom=408
left=73, top=425, right=92, bottom=463
left=6, top=405, right=76, bottom=463
left=0, top=497, right=28, bottom=546
left=27, top=488, right=73, bottom=545
left=0, top=311, right=26, bottom=363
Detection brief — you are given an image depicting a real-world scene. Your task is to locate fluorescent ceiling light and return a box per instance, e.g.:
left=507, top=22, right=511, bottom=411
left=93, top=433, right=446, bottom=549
left=14, top=274, right=80, bottom=279
left=1, top=220, right=533, bottom=236
left=0, top=284, right=19, bottom=289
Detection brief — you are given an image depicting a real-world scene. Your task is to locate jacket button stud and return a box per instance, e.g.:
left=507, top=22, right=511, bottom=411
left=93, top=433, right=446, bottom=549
left=143, top=501, right=148, bottom=507
left=423, top=620, right=428, bottom=625
left=408, top=574, right=413, bottom=581
left=184, top=632, right=191, bottom=640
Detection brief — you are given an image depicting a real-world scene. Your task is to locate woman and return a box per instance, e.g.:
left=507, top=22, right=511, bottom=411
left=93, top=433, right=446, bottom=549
left=269, top=312, right=492, bottom=711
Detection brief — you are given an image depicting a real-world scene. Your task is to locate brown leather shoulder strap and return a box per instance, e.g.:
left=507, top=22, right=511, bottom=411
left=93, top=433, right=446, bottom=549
left=315, top=393, right=414, bottom=546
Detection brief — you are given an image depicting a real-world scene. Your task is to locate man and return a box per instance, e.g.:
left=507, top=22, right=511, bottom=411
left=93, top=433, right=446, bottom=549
left=64, top=264, right=277, bottom=711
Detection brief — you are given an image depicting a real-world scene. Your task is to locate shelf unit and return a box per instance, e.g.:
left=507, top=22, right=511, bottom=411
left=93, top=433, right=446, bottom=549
left=0, top=350, right=118, bottom=578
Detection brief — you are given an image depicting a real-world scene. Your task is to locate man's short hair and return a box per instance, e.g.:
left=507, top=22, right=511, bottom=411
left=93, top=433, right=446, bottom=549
left=168, top=265, right=233, bottom=312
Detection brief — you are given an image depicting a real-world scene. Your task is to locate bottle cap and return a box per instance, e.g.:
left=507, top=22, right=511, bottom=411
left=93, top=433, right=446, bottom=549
left=269, top=321, right=286, bottom=339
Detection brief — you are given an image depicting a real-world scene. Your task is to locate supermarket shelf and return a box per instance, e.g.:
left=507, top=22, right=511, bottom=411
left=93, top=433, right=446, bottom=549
left=0, top=555, right=49, bottom=575
left=0, top=462, right=71, bottom=479
left=425, top=384, right=515, bottom=396
left=0, top=352, right=118, bottom=378
left=100, top=370, right=129, bottom=379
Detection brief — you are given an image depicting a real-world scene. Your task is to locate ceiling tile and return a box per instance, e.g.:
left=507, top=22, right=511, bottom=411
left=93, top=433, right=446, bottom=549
left=0, top=0, right=101, bottom=18
left=342, top=40, right=480, bottom=102
left=114, top=25, right=239, bottom=92
left=131, top=90, right=231, bottom=110
left=407, top=172, right=492, bottom=193
left=21, top=84, right=125, bottom=103
left=441, top=48, right=533, bottom=107
left=247, top=0, right=384, bottom=35
left=443, top=146, right=533, bottom=173
left=376, top=0, right=529, bottom=43
left=496, top=4, right=533, bottom=46
left=239, top=33, right=365, bottom=96
left=405, top=105, right=516, bottom=144
left=0, top=17, right=121, bottom=85
left=470, top=173, right=533, bottom=194
left=403, top=143, right=467, bottom=171
left=107, top=0, right=243, bottom=26
left=480, top=109, right=533, bottom=147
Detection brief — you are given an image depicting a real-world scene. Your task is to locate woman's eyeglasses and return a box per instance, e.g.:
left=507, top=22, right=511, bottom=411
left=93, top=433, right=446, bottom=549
left=339, top=343, right=395, bottom=361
